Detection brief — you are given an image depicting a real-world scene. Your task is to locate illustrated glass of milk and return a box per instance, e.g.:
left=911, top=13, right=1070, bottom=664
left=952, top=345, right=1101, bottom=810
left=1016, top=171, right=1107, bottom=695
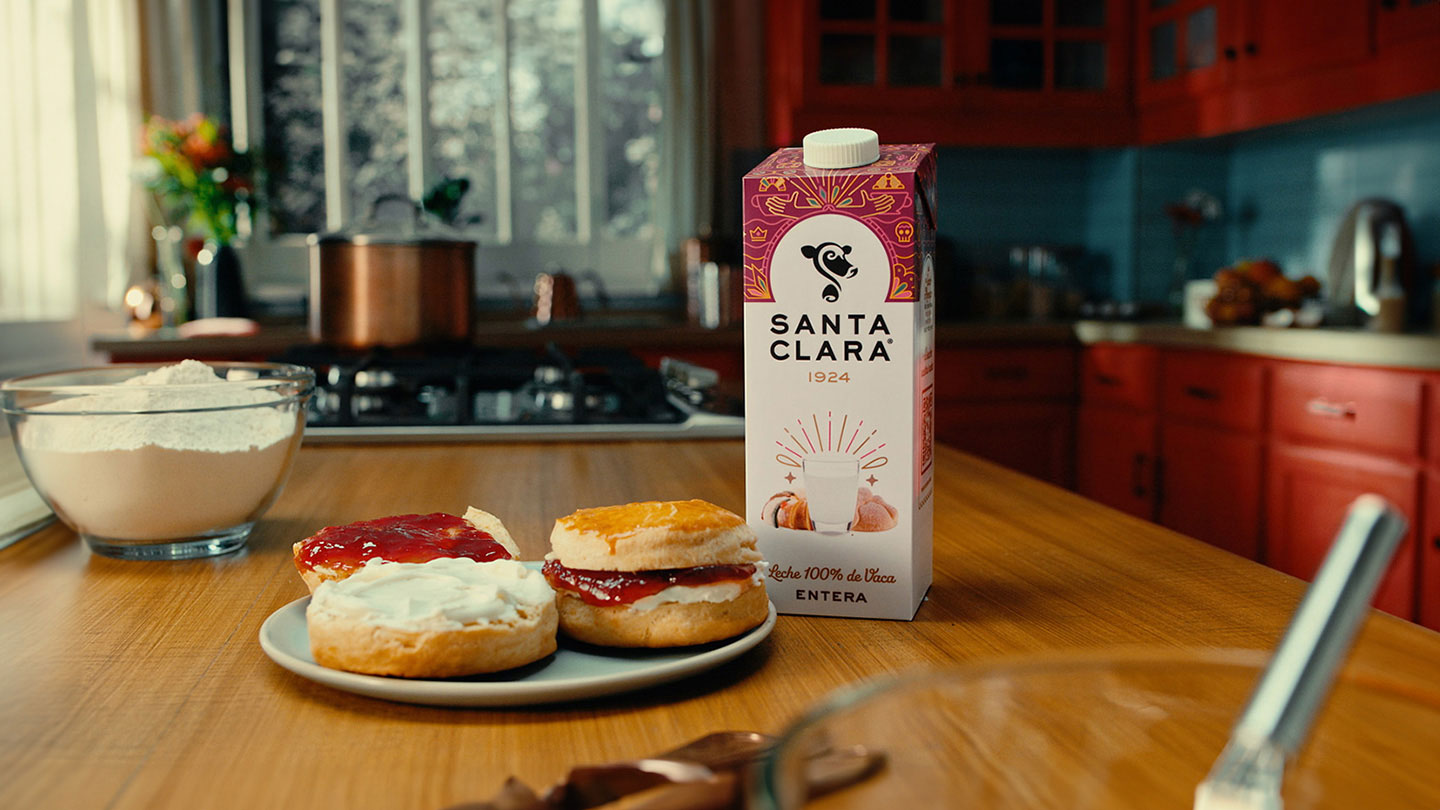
left=803, top=452, right=859, bottom=533
left=744, top=128, right=937, bottom=620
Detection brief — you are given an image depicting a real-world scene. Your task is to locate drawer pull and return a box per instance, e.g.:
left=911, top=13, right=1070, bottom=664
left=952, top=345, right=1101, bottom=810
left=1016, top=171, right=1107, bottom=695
left=1305, top=397, right=1357, bottom=420
left=1184, top=385, right=1220, bottom=401
left=983, top=365, right=1029, bottom=382
left=1096, top=373, right=1122, bottom=387
left=1131, top=452, right=1147, bottom=498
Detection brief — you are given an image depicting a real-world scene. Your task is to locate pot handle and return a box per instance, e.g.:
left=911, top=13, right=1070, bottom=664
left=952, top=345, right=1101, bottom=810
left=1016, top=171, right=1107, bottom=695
left=367, top=193, right=423, bottom=228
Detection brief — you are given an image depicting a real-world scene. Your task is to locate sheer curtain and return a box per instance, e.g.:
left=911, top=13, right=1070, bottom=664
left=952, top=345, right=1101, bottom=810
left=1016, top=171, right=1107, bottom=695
left=0, top=0, right=143, bottom=377
left=658, top=0, right=715, bottom=276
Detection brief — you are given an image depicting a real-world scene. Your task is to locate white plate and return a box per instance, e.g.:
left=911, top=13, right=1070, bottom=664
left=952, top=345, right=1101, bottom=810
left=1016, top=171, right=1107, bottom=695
left=259, top=594, right=776, bottom=707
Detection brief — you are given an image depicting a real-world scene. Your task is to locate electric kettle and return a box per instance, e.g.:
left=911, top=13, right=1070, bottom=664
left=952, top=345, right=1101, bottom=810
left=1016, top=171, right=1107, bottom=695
left=1324, top=198, right=1415, bottom=326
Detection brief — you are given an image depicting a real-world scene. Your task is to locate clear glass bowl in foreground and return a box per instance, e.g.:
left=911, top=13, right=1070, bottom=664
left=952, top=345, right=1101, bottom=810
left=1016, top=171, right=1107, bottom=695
left=1, top=362, right=314, bottom=560
left=751, top=647, right=1440, bottom=810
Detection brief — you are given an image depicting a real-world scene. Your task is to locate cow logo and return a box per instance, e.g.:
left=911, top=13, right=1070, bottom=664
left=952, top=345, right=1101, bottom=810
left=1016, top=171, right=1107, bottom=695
left=801, top=241, right=858, bottom=302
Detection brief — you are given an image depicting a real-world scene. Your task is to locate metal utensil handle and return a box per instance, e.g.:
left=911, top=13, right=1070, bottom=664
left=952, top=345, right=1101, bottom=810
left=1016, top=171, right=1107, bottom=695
left=1233, top=494, right=1408, bottom=755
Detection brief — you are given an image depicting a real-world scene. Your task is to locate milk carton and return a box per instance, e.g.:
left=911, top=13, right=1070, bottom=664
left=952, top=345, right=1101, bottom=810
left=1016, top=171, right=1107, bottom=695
left=743, top=129, right=936, bottom=620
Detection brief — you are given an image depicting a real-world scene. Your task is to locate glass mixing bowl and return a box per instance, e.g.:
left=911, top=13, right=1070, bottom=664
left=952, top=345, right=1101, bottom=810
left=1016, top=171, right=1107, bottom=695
left=1, top=361, right=313, bottom=559
left=751, top=647, right=1440, bottom=810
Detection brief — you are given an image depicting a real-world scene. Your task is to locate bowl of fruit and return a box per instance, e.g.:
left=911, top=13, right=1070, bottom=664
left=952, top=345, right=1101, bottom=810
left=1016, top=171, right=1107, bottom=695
left=1206, top=258, right=1323, bottom=327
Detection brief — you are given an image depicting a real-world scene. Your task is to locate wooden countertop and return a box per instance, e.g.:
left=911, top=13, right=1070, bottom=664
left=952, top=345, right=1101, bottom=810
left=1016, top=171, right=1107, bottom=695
left=4, top=441, right=1439, bottom=808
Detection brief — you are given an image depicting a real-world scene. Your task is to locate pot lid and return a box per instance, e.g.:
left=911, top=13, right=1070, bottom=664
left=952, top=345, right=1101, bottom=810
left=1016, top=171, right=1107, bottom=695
left=307, top=192, right=477, bottom=248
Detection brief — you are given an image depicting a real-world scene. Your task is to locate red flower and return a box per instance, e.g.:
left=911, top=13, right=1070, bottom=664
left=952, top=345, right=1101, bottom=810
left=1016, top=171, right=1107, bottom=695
left=1165, top=203, right=1207, bottom=227
left=181, top=131, right=230, bottom=168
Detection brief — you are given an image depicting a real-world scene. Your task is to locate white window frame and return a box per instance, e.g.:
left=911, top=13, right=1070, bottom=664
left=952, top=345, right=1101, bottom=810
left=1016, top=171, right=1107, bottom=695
left=230, top=0, right=699, bottom=305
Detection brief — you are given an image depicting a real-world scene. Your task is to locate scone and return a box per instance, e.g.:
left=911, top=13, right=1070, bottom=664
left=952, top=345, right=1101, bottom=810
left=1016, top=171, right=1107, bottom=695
left=293, top=507, right=520, bottom=593
left=306, top=557, right=558, bottom=678
left=542, top=499, right=769, bottom=648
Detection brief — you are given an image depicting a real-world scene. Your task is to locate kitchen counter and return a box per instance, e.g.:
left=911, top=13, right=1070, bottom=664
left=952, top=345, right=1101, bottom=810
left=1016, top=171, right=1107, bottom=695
left=1075, top=320, right=1440, bottom=371
left=90, top=320, right=1077, bottom=359
left=93, top=318, right=1440, bottom=371
left=90, top=318, right=747, bottom=361
left=3, top=440, right=1439, bottom=808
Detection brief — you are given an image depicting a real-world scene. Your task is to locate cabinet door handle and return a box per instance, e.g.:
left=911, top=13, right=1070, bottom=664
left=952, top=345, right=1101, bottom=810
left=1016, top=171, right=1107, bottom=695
left=1224, top=46, right=1238, bottom=60
left=1153, top=455, right=1165, bottom=509
left=1131, top=453, right=1148, bottom=498
left=1244, top=42, right=1258, bottom=56
left=1184, top=385, right=1220, bottom=401
left=983, top=365, right=1029, bottom=381
left=1305, top=397, right=1357, bottom=420
left=1381, top=0, right=1399, bottom=8
left=1095, top=373, right=1122, bottom=387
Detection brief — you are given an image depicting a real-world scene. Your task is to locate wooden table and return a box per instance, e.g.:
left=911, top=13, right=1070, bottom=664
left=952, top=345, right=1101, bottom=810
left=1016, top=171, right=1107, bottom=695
left=3, top=441, right=1438, bottom=809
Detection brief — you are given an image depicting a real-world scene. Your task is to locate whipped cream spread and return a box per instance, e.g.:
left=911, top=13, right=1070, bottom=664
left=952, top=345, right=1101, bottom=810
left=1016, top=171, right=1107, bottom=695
left=307, top=557, right=554, bottom=631
left=629, top=566, right=767, bottom=612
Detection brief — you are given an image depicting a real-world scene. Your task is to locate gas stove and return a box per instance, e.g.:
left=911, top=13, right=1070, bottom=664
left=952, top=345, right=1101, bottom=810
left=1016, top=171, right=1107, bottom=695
left=271, top=344, right=744, bottom=443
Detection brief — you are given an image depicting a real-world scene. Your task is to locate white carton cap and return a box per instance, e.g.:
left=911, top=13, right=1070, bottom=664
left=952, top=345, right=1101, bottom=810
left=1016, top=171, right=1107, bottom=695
left=802, top=128, right=880, bottom=169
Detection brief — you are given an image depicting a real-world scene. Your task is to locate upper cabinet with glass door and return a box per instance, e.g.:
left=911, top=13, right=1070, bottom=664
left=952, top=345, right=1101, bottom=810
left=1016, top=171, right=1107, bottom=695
left=1135, top=0, right=1379, bottom=142
left=766, top=0, right=1134, bottom=147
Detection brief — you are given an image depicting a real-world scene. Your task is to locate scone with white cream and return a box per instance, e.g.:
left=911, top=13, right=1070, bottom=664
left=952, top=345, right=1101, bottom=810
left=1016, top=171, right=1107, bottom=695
left=542, top=499, right=769, bottom=648
left=306, top=557, right=557, bottom=677
left=293, top=508, right=520, bottom=594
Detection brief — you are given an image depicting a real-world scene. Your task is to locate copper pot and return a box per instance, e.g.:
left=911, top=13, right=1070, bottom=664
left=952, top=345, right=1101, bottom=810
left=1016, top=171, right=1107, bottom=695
left=307, top=196, right=476, bottom=347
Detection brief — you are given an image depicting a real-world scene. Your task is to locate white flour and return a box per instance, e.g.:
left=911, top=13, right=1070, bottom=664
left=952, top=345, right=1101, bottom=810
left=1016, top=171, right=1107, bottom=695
left=22, top=360, right=295, bottom=453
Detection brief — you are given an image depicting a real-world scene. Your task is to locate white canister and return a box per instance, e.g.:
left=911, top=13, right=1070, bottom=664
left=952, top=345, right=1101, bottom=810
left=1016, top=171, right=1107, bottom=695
left=1184, top=280, right=1218, bottom=328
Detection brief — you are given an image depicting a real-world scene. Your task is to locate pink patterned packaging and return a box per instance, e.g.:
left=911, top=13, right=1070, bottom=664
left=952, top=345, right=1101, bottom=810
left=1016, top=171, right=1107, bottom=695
left=743, top=131, right=936, bottom=619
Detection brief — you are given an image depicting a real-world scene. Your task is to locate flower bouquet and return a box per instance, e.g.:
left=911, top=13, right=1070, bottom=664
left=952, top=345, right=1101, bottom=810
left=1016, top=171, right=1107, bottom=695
left=135, top=114, right=253, bottom=243
left=135, top=115, right=254, bottom=321
left=1164, top=189, right=1223, bottom=311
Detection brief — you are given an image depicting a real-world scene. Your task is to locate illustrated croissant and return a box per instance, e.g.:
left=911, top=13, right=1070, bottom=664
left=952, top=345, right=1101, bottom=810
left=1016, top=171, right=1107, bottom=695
left=760, top=488, right=898, bottom=532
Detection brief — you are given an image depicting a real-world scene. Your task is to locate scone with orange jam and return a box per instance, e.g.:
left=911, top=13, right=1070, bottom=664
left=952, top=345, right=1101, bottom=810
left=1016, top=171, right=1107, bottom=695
left=306, top=556, right=557, bottom=677
left=293, top=507, right=520, bottom=593
left=542, top=499, right=769, bottom=648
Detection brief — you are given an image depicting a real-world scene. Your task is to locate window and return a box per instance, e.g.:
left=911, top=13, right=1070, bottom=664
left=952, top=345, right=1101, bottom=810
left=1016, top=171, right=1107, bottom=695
left=239, top=0, right=700, bottom=302
left=0, top=0, right=139, bottom=375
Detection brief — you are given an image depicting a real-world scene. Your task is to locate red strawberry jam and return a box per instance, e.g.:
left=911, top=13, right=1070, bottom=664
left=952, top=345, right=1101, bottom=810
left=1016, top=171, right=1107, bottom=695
left=296, top=513, right=512, bottom=575
left=541, top=559, right=757, bottom=606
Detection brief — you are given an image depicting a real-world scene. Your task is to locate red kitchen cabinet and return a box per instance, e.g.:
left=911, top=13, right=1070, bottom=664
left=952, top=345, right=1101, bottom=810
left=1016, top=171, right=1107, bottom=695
left=1077, top=343, right=1158, bottom=517
left=1159, top=421, right=1262, bottom=560
left=1269, top=361, right=1423, bottom=462
left=1159, top=349, right=1265, bottom=432
left=1078, top=404, right=1158, bottom=520
left=937, top=402, right=1073, bottom=487
left=1423, top=474, right=1440, bottom=631
left=1134, top=0, right=1232, bottom=108
left=935, top=346, right=1077, bottom=487
left=1267, top=441, right=1419, bottom=620
left=1423, top=373, right=1440, bottom=631
left=1154, top=350, right=1266, bottom=559
left=1427, top=372, right=1440, bottom=466
left=935, top=346, right=1076, bottom=402
left=1229, top=1, right=1371, bottom=86
left=1136, top=0, right=1377, bottom=142
left=1376, top=0, right=1440, bottom=51
left=1082, top=342, right=1158, bottom=411
left=766, top=0, right=1134, bottom=147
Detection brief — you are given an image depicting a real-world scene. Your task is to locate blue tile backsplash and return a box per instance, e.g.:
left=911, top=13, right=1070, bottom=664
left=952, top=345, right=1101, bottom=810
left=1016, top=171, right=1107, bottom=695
left=935, top=92, right=1440, bottom=311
